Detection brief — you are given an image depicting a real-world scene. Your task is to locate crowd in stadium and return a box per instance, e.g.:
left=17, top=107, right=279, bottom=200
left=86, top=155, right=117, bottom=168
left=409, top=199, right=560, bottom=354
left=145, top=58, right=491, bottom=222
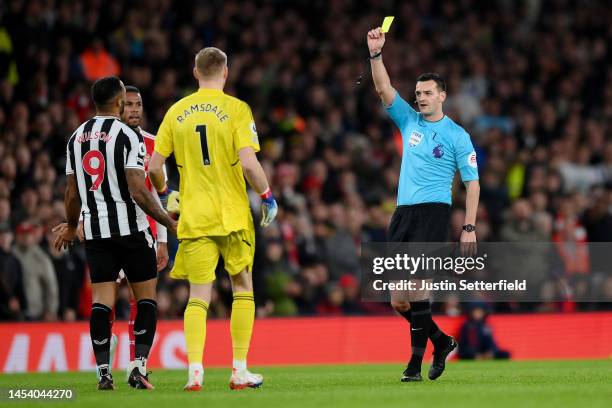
left=1, top=0, right=611, bottom=321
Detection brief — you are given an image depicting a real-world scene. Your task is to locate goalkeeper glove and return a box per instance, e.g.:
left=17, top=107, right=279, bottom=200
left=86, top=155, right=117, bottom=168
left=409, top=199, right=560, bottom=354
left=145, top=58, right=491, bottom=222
left=158, top=186, right=179, bottom=212
left=260, top=188, right=278, bottom=227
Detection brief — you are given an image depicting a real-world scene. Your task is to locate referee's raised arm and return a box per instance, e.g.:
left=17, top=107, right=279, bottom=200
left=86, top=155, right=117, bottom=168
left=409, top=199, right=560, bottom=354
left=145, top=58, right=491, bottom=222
left=367, top=27, right=395, bottom=106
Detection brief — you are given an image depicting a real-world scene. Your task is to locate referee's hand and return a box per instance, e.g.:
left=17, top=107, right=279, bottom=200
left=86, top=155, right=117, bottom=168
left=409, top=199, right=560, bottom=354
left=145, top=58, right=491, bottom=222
left=367, top=27, right=385, bottom=55
left=460, top=230, right=477, bottom=257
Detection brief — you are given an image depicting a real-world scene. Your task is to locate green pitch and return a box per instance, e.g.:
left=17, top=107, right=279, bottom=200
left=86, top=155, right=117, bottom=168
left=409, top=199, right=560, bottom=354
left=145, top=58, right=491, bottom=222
left=1, top=360, right=610, bottom=408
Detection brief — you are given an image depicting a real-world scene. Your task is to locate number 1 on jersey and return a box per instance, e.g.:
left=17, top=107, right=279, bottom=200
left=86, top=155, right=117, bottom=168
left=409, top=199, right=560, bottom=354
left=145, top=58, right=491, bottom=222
left=196, top=125, right=211, bottom=165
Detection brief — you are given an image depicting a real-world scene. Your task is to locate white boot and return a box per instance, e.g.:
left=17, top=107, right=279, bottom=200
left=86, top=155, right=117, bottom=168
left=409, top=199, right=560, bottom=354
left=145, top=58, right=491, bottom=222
left=184, top=363, right=204, bottom=391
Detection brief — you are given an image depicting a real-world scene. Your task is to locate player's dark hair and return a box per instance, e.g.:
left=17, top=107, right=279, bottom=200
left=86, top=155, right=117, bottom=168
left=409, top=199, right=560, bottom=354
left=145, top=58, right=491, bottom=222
left=125, top=85, right=140, bottom=94
left=416, top=73, right=446, bottom=92
left=91, top=76, right=123, bottom=108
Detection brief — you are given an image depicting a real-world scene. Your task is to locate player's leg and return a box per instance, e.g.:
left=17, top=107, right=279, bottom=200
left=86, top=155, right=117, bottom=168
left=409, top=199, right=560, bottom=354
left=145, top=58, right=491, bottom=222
left=169, top=236, right=218, bottom=390
left=228, top=269, right=262, bottom=389
left=122, top=229, right=158, bottom=390
left=184, top=282, right=212, bottom=390
left=126, top=282, right=137, bottom=381
left=84, top=238, right=122, bottom=390
left=105, top=273, right=123, bottom=380
left=223, top=228, right=262, bottom=390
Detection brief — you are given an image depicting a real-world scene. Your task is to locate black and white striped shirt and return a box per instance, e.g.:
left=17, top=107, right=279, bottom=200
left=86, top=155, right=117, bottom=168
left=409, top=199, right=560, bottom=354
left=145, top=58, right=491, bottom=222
left=65, top=116, right=149, bottom=240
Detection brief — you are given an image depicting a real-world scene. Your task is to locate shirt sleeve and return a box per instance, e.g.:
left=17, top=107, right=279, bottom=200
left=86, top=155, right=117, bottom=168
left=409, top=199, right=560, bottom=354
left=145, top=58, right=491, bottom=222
left=233, top=102, right=260, bottom=153
left=384, top=91, right=419, bottom=132
left=151, top=189, right=167, bottom=243
left=455, top=130, right=479, bottom=182
left=65, top=142, right=74, bottom=175
left=124, top=127, right=146, bottom=170
left=154, top=109, right=174, bottom=157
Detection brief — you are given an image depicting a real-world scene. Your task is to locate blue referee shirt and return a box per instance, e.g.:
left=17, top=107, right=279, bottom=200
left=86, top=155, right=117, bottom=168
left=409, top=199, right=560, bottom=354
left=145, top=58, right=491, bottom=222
left=385, top=92, right=479, bottom=206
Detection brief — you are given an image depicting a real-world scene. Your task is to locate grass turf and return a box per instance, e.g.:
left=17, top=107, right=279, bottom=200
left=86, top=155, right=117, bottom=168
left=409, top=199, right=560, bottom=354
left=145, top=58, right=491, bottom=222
left=1, top=360, right=610, bottom=408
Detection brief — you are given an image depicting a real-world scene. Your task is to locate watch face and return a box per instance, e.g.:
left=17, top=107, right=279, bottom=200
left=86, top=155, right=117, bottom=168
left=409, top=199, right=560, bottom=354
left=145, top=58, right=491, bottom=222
left=463, top=225, right=475, bottom=232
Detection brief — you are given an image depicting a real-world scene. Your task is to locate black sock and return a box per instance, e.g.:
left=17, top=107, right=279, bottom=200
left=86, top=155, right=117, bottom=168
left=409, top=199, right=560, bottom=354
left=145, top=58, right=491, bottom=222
left=407, top=300, right=432, bottom=372
left=429, top=318, right=450, bottom=348
left=400, top=308, right=449, bottom=347
left=134, top=299, right=157, bottom=360
left=90, top=303, right=112, bottom=371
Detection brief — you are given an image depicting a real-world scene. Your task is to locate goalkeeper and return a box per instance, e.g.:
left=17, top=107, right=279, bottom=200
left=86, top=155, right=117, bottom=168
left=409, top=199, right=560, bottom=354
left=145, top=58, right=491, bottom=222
left=148, top=47, right=277, bottom=391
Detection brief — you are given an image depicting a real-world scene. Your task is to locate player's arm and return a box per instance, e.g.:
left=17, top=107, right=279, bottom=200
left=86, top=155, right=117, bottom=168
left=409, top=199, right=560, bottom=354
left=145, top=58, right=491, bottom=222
left=239, top=147, right=277, bottom=227
left=148, top=152, right=167, bottom=196
left=64, top=174, right=81, bottom=231
left=123, top=127, right=177, bottom=233
left=149, top=152, right=179, bottom=212
left=125, top=168, right=176, bottom=234
left=149, top=110, right=179, bottom=210
left=368, top=27, right=396, bottom=106
left=53, top=174, right=81, bottom=250
left=239, top=147, right=269, bottom=194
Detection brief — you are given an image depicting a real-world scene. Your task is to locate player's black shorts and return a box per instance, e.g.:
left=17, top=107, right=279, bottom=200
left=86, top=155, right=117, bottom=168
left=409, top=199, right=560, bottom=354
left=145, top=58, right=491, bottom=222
left=84, top=228, right=157, bottom=284
left=387, top=203, right=451, bottom=242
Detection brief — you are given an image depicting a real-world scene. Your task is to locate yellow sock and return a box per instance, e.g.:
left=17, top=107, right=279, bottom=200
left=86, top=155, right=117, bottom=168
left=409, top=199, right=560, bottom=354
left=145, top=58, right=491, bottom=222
left=184, top=298, right=208, bottom=365
left=230, top=291, right=255, bottom=363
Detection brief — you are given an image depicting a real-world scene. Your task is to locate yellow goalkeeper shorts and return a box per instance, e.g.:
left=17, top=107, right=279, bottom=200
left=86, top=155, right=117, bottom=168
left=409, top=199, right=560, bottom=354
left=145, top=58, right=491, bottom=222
left=170, top=228, right=255, bottom=284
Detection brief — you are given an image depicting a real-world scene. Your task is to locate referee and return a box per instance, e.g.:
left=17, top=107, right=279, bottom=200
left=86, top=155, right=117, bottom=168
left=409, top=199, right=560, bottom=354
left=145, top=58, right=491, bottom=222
left=367, top=27, right=480, bottom=382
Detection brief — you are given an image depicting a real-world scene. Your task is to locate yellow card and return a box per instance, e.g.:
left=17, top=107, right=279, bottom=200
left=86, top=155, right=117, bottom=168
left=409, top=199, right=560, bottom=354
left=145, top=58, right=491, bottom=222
left=381, top=16, right=394, bottom=33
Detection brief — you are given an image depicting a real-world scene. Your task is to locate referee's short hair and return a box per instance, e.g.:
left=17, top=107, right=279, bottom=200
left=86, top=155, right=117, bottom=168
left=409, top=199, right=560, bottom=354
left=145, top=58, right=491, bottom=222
left=91, top=76, right=124, bottom=108
left=416, top=73, right=446, bottom=92
left=195, top=47, right=227, bottom=78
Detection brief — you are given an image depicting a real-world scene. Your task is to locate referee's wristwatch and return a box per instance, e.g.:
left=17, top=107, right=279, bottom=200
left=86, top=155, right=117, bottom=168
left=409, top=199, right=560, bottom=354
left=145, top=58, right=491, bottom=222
left=462, top=224, right=476, bottom=232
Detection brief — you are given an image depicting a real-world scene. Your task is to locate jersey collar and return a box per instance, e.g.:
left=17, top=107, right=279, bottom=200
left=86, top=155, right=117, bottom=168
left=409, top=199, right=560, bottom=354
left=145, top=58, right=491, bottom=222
left=197, top=88, right=224, bottom=95
left=418, top=114, right=447, bottom=127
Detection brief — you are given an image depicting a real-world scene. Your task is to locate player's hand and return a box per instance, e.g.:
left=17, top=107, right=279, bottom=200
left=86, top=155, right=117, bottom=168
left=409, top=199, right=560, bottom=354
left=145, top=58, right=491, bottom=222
left=76, top=221, right=85, bottom=242
left=168, top=219, right=178, bottom=236
left=260, top=188, right=278, bottom=228
left=156, top=242, right=169, bottom=272
left=367, top=27, right=385, bottom=55
left=460, top=230, right=477, bottom=257
left=52, top=222, right=77, bottom=251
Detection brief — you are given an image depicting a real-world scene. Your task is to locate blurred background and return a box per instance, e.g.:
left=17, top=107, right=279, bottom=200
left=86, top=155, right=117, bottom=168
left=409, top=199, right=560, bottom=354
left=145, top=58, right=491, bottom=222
left=1, top=0, right=611, bottom=332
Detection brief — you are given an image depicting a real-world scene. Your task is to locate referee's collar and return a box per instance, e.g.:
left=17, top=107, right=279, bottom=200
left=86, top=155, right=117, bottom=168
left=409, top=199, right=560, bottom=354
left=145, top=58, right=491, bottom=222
left=418, top=114, right=447, bottom=126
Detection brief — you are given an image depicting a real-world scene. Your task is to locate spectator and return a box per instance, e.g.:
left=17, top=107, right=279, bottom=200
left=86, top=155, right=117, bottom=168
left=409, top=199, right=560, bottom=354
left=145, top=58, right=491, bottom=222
left=458, top=305, right=511, bottom=360
left=0, top=222, right=26, bottom=320
left=12, top=222, right=58, bottom=321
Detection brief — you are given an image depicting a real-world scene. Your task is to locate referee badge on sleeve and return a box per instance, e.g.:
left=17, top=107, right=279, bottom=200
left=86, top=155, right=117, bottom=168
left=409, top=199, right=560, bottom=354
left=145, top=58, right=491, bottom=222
left=468, top=151, right=478, bottom=168
left=408, top=130, right=423, bottom=147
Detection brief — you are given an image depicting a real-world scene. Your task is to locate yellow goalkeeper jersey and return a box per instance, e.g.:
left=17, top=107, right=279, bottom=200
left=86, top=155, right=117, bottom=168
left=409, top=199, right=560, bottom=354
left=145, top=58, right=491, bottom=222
left=154, top=88, right=260, bottom=239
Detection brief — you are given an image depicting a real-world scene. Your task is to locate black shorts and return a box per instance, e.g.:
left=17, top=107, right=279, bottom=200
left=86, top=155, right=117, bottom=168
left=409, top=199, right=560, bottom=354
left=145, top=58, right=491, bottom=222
left=387, top=203, right=451, bottom=242
left=387, top=203, right=452, bottom=279
left=84, top=228, right=157, bottom=284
